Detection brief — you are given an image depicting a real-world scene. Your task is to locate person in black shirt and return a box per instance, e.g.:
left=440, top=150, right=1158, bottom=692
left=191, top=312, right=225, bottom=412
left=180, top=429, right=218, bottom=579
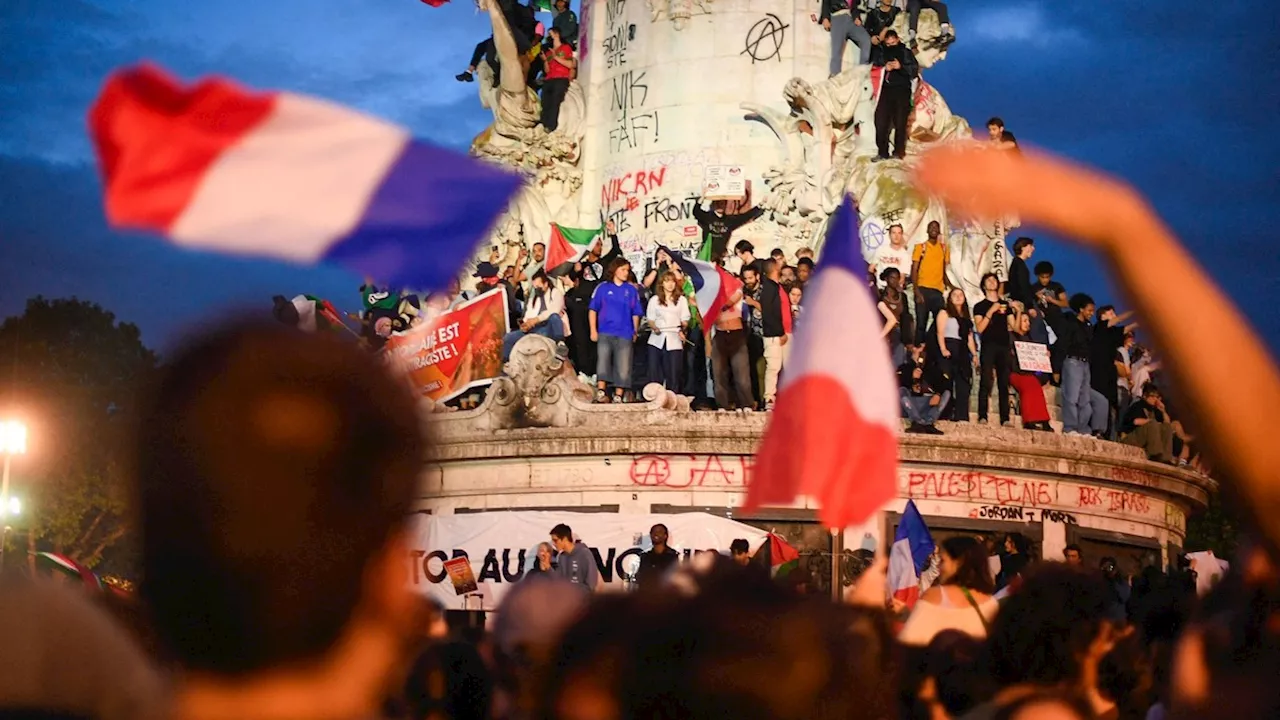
left=1090, top=304, right=1137, bottom=436
left=972, top=273, right=1013, bottom=425
left=863, top=0, right=901, bottom=66
left=1119, top=383, right=1175, bottom=462
left=1006, top=237, right=1037, bottom=312
left=636, top=523, right=680, bottom=588
left=694, top=195, right=765, bottom=264
left=1044, top=293, right=1097, bottom=435
left=899, top=360, right=949, bottom=434
left=871, top=30, right=919, bottom=161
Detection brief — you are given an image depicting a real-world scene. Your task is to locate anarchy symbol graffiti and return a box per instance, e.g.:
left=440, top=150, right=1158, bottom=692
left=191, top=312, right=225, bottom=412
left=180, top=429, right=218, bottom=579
left=742, top=13, right=788, bottom=63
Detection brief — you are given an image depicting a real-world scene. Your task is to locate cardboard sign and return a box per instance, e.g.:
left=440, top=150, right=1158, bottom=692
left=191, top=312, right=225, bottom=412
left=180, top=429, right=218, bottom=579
left=380, top=288, right=510, bottom=402
left=1014, top=341, right=1053, bottom=373
left=703, top=165, right=747, bottom=199
left=443, top=556, right=479, bottom=596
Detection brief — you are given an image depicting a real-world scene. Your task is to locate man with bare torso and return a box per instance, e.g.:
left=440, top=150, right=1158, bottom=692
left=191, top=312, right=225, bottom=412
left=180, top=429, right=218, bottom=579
left=711, top=281, right=756, bottom=410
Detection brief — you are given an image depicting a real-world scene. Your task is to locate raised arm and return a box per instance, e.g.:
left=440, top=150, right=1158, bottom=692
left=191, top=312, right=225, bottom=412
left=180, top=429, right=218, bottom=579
left=916, top=146, right=1280, bottom=548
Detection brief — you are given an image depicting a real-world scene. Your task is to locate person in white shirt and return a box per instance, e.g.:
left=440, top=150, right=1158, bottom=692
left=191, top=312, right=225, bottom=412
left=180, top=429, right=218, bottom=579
left=502, top=270, right=566, bottom=361
left=899, top=536, right=1000, bottom=647
left=645, top=273, right=692, bottom=390
left=870, top=223, right=913, bottom=291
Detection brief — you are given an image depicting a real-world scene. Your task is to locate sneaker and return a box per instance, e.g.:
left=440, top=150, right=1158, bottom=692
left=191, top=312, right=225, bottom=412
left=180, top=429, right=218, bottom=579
left=906, top=422, right=927, bottom=434
left=594, top=389, right=610, bottom=404
left=924, top=424, right=944, bottom=435
left=456, top=71, right=475, bottom=82
left=872, top=154, right=890, bottom=163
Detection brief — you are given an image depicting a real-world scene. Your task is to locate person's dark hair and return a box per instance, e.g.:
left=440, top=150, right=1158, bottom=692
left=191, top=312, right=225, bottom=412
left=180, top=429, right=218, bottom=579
left=1012, top=236, right=1034, bottom=255
left=980, top=272, right=1000, bottom=293
left=550, top=524, right=573, bottom=541
left=1063, top=543, right=1083, bottom=559
left=797, top=257, right=815, bottom=270
left=888, top=223, right=903, bottom=233
left=939, top=536, right=996, bottom=595
left=403, top=640, right=494, bottom=720
left=650, top=523, right=668, bottom=534
left=604, top=256, right=631, bottom=282
left=880, top=267, right=901, bottom=283
left=1142, top=382, right=1161, bottom=398
left=945, top=290, right=969, bottom=320
left=1097, top=304, right=1115, bottom=319
left=547, top=26, right=562, bottom=41
left=926, top=630, right=995, bottom=718
left=1033, top=260, right=1054, bottom=276
left=734, top=240, right=755, bottom=255
left=770, top=248, right=785, bottom=258
left=540, top=559, right=898, bottom=720
left=884, top=29, right=899, bottom=39
left=532, top=269, right=549, bottom=285
left=983, top=564, right=1113, bottom=687
left=135, top=321, right=423, bottom=676
left=1069, top=293, right=1095, bottom=313
left=729, top=538, right=750, bottom=554
left=1004, top=532, right=1031, bottom=556
left=759, top=258, right=777, bottom=276
left=1000, top=130, right=1019, bottom=148
left=1097, top=629, right=1154, bottom=718
left=741, top=264, right=759, bottom=280
left=987, top=117, right=1005, bottom=129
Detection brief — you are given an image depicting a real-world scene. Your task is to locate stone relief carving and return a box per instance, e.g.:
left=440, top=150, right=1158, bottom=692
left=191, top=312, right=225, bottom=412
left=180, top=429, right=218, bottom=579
left=743, top=6, right=1011, bottom=304
left=440, top=335, right=692, bottom=432
left=646, top=0, right=713, bottom=29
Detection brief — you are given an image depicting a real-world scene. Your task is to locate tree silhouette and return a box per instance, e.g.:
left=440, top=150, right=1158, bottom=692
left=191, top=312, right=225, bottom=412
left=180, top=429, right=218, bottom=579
left=0, top=297, right=158, bottom=575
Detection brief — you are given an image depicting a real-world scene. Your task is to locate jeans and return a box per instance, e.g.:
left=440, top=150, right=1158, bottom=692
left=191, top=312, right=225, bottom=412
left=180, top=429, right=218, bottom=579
left=683, top=328, right=709, bottom=400
left=1088, top=388, right=1110, bottom=435
left=762, top=336, right=787, bottom=405
left=943, top=338, right=971, bottom=421
left=978, top=343, right=1012, bottom=424
left=541, top=77, right=571, bottom=132
left=913, top=287, right=945, bottom=344
left=596, top=333, right=633, bottom=388
left=901, top=388, right=951, bottom=425
left=501, top=314, right=564, bottom=361
left=647, top=344, right=684, bottom=391
left=1061, top=357, right=1092, bottom=434
left=829, top=13, right=872, bottom=75
left=908, top=0, right=950, bottom=33
left=875, top=83, right=913, bottom=158
left=747, top=333, right=765, bottom=406
left=712, top=329, right=754, bottom=410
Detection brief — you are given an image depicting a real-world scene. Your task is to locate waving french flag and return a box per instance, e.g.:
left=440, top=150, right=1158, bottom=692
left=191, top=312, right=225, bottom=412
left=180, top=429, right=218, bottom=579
left=659, top=246, right=743, bottom=333
left=743, top=197, right=899, bottom=528
left=88, top=64, right=522, bottom=289
left=888, top=500, right=935, bottom=609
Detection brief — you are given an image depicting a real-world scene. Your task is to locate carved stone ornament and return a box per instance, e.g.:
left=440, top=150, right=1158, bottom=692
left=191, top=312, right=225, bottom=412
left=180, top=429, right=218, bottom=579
left=646, top=0, right=713, bottom=30
left=433, top=334, right=692, bottom=432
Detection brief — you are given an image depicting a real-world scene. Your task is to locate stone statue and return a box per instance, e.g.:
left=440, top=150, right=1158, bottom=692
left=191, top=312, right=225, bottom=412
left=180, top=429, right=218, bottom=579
left=467, top=0, right=591, bottom=270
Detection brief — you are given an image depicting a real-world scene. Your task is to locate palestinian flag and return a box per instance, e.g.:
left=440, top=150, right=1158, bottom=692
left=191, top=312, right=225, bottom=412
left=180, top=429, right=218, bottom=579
left=35, top=552, right=103, bottom=591
left=696, top=233, right=714, bottom=262
left=532, top=0, right=553, bottom=10
left=751, top=533, right=800, bottom=580
left=545, top=223, right=603, bottom=276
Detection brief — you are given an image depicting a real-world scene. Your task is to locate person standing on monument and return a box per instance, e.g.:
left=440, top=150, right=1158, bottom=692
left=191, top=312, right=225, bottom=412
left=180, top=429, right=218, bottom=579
left=589, top=257, right=644, bottom=403
left=819, top=0, right=872, bottom=75
left=870, top=223, right=913, bottom=292
left=909, top=220, right=950, bottom=340
left=711, top=278, right=756, bottom=411
left=694, top=185, right=765, bottom=263
left=1006, top=237, right=1037, bottom=314
left=973, top=272, right=1014, bottom=426
left=872, top=30, right=918, bottom=161
left=540, top=27, right=575, bottom=132
left=551, top=0, right=579, bottom=48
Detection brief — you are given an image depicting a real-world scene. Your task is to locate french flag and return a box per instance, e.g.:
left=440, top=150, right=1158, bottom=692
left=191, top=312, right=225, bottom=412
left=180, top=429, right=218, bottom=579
left=743, top=198, right=899, bottom=528
left=660, top=246, right=743, bottom=333
left=888, top=500, right=935, bottom=609
left=88, top=64, right=522, bottom=289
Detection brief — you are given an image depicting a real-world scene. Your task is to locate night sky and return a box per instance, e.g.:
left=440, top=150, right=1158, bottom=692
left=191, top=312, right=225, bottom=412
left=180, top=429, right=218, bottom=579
left=2, top=0, right=1277, bottom=356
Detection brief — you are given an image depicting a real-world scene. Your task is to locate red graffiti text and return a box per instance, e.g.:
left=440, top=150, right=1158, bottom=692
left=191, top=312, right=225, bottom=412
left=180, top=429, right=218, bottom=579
left=905, top=471, right=1056, bottom=507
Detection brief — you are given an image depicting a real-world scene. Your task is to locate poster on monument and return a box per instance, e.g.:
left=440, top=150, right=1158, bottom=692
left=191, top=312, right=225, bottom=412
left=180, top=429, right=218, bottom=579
left=1014, top=341, right=1053, bottom=373
left=380, top=288, right=509, bottom=403
left=703, top=165, right=747, bottom=200
left=407, top=511, right=770, bottom=609
left=442, top=557, right=479, bottom=596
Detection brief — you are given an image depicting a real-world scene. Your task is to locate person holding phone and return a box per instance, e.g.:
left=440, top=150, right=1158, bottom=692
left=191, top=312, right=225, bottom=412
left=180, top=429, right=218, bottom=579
left=972, top=272, right=1013, bottom=426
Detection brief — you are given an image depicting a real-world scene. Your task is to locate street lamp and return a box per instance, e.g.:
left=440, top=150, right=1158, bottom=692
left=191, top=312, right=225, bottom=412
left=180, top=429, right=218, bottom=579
left=0, top=419, right=28, bottom=570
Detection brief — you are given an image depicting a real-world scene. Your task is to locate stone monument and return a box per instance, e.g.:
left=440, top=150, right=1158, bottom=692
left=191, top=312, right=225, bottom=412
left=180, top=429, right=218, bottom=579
left=463, top=0, right=1011, bottom=305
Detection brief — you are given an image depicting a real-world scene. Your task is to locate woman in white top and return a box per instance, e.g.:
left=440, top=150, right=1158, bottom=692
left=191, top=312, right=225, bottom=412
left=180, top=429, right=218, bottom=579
left=645, top=273, right=691, bottom=390
left=899, top=536, right=1000, bottom=647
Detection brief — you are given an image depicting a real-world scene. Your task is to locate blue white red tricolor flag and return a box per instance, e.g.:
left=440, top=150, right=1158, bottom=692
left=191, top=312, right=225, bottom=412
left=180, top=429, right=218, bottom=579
left=88, top=64, right=522, bottom=289
left=661, top=246, right=743, bottom=333
left=887, top=500, right=935, bottom=609
left=743, top=197, right=899, bottom=528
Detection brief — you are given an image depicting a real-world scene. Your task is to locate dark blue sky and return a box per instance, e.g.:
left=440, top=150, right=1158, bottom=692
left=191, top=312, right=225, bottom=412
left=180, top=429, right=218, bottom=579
left=2, top=0, right=1278, bottom=356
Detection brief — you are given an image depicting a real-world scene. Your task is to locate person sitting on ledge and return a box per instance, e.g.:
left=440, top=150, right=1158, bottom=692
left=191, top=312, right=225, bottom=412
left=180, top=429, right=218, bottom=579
left=502, top=270, right=566, bottom=361
left=907, top=0, right=954, bottom=49
left=900, top=358, right=950, bottom=434
left=819, top=0, right=872, bottom=75
left=1118, top=383, right=1176, bottom=463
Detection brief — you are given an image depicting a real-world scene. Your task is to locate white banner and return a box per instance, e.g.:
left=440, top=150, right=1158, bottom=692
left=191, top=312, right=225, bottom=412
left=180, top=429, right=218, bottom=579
left=407, top=511, right=770, bottom=610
